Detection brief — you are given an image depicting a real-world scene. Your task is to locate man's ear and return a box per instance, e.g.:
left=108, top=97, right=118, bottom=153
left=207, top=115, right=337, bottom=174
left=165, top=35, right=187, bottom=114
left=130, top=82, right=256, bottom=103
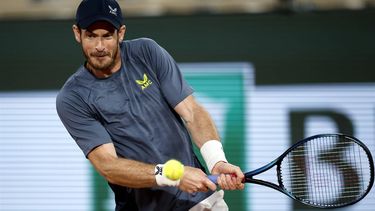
left=72, top=25, right=82, bottom=43
left=118, top=25, right=126, bottom=42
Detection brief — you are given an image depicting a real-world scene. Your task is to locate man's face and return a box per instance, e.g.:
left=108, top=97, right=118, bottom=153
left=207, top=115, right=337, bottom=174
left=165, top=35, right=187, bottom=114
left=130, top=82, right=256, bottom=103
left=75, top=21, right=122, bottom=72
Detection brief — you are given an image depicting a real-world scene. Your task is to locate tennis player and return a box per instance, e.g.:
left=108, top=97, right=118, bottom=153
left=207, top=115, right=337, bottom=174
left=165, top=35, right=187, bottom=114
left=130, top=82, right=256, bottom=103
left=56, top=0, right=244, bottom=210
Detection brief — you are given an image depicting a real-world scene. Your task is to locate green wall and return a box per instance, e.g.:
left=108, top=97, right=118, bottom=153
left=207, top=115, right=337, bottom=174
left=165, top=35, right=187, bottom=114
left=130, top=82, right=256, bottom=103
left=1, top=9, right=374, bottom=91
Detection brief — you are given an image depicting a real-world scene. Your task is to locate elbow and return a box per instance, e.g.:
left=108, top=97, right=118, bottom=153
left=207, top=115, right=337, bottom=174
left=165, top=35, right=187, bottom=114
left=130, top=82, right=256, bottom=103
left=92, top=158, right=118, bottom=184
left=100, top=161, right=121, bottom=184
left=101, top=167, right=115, bottom=184
left=105, top=175, right=117, bottom=185
left=87, top=143, right=121, bottom=184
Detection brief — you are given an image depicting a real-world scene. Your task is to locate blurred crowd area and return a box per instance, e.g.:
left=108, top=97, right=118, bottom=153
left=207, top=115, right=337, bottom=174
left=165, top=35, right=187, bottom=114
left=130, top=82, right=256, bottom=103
left=1, top=0, right=375, bottom=19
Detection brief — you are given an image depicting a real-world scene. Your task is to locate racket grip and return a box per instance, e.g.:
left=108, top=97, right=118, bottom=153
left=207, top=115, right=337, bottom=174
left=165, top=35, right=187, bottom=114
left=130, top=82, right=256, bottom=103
left=208, top=175, right=219, bottom=184
left=208, top=173, right=240, bottom=184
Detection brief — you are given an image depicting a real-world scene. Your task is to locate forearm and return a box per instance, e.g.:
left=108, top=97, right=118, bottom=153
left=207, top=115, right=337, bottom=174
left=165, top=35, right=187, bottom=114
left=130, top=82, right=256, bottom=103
left=183, top=103, right=221, bottom=148
left=100, top=158, right=157, bottom=188
left=88, top=143, right=157, bottom=188
left=175, top=95, right=227, bottom=172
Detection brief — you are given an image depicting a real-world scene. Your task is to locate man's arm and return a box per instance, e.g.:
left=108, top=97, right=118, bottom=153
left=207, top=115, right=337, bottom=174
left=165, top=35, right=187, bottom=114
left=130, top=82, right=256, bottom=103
left=87, top=143, right=156, bottom=188
left=174, top=95, right=220, bottom=148
left=87, top=142, right=216, bottom=193
left=174, top=95, right=245, bottom=190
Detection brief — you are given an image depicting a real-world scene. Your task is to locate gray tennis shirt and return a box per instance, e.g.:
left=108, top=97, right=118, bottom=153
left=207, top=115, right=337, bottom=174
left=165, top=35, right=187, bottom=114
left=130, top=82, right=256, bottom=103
left=56, top=38, right=213, bottom=210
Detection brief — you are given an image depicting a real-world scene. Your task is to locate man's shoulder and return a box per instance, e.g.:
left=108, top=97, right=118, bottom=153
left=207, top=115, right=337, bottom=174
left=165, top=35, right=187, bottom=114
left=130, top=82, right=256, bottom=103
left=121, top=38, right=161, bottom=54
left=57, top=67, right=91, bottom=102
left=123, top=37, right=158, bottom=47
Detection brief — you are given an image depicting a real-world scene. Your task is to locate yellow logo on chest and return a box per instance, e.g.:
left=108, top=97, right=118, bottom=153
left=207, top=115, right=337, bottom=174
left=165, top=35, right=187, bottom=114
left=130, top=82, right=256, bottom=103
left=136, top=73, right=153, bottom=90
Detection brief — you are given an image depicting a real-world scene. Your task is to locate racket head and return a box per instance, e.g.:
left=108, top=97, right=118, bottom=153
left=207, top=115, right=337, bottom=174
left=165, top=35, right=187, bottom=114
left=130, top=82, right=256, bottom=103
left=278, top=134, right=374, bottom=208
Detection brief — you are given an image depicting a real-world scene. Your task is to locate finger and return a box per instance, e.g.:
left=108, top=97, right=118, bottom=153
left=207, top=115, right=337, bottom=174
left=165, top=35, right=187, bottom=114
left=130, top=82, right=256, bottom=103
left=226, top=174, right=237, bottom=190
left=218, top=174, right=229, bottom=190
left=203, top=178, right=217, bottom=191
left=197, top=184, right=209, bottom=192
left=231, top=166, right=245, bottom=184
left=232, top=170, right=245, bottom=190
left=237, top=173, right=245, bottom=184
left=189, top=186, right=198, bottom=194
left=189, top=189, right=196, bottom=194
left=237, top=183, right=245, bottom=190
left=201, top=186, right=209, bottom=192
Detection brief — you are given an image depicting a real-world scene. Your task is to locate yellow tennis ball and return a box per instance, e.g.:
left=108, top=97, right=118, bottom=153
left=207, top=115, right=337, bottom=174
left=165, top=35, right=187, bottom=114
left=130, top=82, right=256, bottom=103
left=164, top=159, right=184, bottom=180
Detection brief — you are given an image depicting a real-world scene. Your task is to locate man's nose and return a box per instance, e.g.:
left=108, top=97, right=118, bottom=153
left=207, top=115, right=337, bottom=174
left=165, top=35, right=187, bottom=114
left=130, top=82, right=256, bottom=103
left=95, top=40, right=105, bottom=52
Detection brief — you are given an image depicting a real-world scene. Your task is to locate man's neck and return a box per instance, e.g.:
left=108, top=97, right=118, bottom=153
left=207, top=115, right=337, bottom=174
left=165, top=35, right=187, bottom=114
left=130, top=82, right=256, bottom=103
left=87, top=63, right=121, bottom=78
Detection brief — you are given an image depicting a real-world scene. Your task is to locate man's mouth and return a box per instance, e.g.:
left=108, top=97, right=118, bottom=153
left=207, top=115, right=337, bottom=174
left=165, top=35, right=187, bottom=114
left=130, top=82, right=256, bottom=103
left=92, top=53, right=109, bottom=57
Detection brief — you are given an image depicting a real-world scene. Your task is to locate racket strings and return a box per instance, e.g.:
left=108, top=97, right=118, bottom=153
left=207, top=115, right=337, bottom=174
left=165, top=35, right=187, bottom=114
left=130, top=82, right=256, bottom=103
left=280, top=135, right=372, bottom=207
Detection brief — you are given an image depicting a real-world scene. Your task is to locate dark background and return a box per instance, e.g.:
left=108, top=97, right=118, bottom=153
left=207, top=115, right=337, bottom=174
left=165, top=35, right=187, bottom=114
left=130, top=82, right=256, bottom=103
left=1, top=9, right=374, bottom=91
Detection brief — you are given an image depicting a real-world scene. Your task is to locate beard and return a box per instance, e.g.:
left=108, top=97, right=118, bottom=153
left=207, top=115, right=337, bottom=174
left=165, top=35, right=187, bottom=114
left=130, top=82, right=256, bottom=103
left=82, top=42, right=119, bottom=72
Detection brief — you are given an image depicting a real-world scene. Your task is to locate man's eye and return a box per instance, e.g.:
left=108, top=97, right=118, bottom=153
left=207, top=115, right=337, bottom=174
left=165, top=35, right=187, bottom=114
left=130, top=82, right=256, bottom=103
left=104, top=34, right=113, bottom=39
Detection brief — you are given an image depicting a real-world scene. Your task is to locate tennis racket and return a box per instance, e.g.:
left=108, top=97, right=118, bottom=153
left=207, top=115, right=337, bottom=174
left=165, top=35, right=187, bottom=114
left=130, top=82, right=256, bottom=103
left=208, top=134, right=374, bottom=208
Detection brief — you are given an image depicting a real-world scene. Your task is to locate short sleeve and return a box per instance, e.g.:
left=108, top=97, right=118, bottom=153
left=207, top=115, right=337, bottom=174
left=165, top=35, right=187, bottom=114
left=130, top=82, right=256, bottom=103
left=143, top=39, right=194, bottom=107
left=56, top=90, right=112, bottom=157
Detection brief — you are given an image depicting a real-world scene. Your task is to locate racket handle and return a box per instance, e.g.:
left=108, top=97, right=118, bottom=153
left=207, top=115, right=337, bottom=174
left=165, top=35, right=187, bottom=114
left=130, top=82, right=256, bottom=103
left=208, top=175, right=219, bottom=184
left=208, top=173, right=239, bottom=184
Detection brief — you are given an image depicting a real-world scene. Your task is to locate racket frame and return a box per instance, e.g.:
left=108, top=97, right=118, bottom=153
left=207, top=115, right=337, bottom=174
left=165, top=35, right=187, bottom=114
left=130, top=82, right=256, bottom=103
left=244, top=134, right=374, bottom=208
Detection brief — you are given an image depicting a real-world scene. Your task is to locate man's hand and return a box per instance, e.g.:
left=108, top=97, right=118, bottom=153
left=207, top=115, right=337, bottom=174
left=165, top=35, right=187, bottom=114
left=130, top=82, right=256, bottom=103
left=211, top=161, right=245, bottom=190
left=178, top=166, right=217, bottom=194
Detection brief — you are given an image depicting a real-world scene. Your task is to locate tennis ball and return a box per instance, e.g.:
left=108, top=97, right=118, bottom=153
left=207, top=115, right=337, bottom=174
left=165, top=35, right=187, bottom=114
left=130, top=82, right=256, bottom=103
left=164, top=159, right=184, bottom=180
